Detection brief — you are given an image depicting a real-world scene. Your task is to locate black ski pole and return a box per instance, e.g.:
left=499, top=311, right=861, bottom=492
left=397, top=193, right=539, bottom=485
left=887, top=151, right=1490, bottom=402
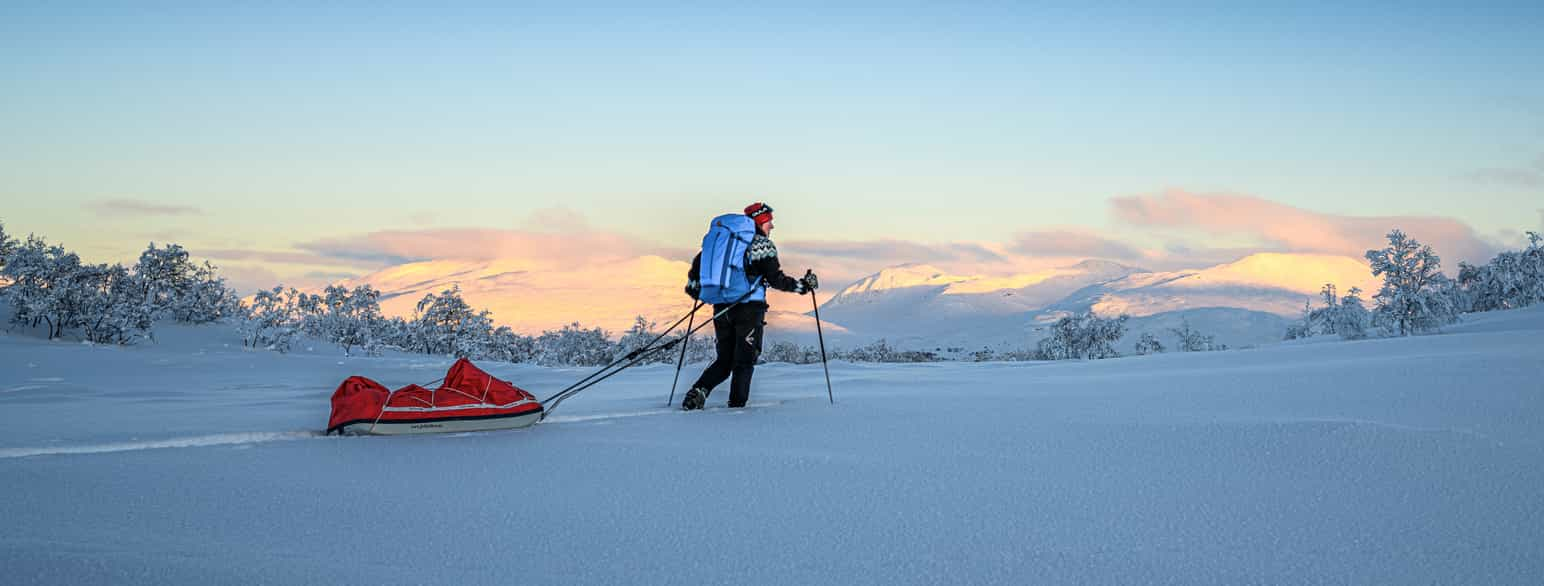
left=542, top=298, right=743, bottom=417
left=807, top=270, right=834, bottom=404
left=667, top=303, right=699, bottom=407
left=539, top=301, right=701, bottom=407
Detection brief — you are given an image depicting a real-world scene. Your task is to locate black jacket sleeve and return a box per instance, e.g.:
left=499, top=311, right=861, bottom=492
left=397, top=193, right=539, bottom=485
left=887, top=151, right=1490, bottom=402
left=747, top=237, right=803, bottom=293
left=685, top=253, right=702, bottom=298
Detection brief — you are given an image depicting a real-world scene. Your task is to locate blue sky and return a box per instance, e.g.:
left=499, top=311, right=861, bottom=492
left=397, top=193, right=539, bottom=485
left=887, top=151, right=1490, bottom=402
left=2, top=1, right=1541, bottom=289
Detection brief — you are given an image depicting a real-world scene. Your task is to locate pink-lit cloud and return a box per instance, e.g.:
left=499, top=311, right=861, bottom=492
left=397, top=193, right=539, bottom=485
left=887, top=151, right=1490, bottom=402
left=1112, top=189, right=1497, bottom=265
left=217, top=264, right=285, bottom=296
left=294, top=227, right=671, bottom=267
left=1008, top=230, right=1144, bottom=261
left=787, top=240, right=1006, bottom=264
left=206, top=193, right=1513, bottom=329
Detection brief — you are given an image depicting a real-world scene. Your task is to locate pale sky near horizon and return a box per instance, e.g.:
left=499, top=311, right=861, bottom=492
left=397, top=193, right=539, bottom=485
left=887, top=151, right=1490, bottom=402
left=3, top=1, right=1542, bottom=293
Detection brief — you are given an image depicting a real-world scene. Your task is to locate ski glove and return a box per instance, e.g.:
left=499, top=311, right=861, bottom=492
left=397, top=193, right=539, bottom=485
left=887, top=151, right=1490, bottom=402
left=685, top=280, right=700, bottom=300
left=802, top=271, right=819, bottom=291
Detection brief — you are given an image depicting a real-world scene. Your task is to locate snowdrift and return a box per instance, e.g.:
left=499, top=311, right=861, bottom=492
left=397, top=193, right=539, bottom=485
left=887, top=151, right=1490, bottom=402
left=326, top=358, right=543, bottom=435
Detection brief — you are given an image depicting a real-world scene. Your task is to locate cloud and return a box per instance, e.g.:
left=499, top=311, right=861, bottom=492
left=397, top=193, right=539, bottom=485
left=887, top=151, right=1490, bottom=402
left=1008, top=230, right=1143, bottom=260
left=787, top=239, right=1006, bottom=265
left=1460, top=152, right=1544, bottom=189
left=779, top=239, right=1012, bottom=288
left=303, top=270, right=362, bottom=281
left=216, top=264, right=283, bottom=296
left=520, top=207, right=592, bottom=234
left=1112, top=189, right=1496, bottom=264
left=1463, top=167, right=1544, bottom=189
left=201, top=248, right=376, bottom=267
left=294, top=226, right=674, bottom=268
left=89, top=199, right=204, bottom=217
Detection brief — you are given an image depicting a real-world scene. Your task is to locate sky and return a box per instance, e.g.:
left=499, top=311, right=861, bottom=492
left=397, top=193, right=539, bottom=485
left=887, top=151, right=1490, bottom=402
left=3, top=1, right=1543, bottom=300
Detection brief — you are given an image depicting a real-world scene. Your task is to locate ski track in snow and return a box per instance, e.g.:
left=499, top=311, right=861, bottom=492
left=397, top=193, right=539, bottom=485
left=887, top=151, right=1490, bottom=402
left=0, top=431, right=321, bottom=459
left=0, top=402, right=790, bottom=458
left=542, top=401, right=783, bottom=424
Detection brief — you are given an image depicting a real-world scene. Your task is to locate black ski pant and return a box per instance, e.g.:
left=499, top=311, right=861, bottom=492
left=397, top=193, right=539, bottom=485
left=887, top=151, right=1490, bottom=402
left=691, top=302, right=766, bottom=408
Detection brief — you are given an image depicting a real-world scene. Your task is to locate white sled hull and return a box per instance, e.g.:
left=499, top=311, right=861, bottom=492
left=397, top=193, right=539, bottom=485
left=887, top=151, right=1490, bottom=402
left=338, top=410, right=543, bottom=435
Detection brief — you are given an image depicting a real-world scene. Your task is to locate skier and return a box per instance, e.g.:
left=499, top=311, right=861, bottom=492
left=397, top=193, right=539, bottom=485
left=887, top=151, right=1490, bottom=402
left=681, top=202, right=818, bottom=410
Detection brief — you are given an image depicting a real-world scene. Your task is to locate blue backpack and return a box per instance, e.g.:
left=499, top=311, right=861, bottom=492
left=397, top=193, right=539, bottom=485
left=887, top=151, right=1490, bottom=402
left=698, top=213, right=765, bottom=305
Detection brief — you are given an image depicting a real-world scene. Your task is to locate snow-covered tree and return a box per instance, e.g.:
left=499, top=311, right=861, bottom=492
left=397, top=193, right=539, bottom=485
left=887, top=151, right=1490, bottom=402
left=1309, top=284, right=1341, bottom=336
left=3, top=235, right=84, bottom=339
left=683, top=333, right=717, bottom=364
left=408, top=286, right=480, bottom=355
left=534, top=322, right=615, bottom=366
left=131, top=242, right=237, bottom=323
left=315, top=285, right=386, bottom=356
left=176, top=261, right=239, bottom=323
left=1134, top=332, right=1165, bottom=355
left=451, top=309, right=497, bottom=359
left=78, top=263, right=153, bottom=345
left=1331, top=287, right=1372, bottom=340
left=1171, top=319, right=1224, bottom=352
left=485, top=325, right=536, bottom=363
left=841, top=339, right=898, bottom=362
left=1285, top=284, right=1372, bottom=341
left=1283, top=300, right=1315, bottom=340
left=377, top=316, right=413, bottom=353
left=0, top=220, right=16, bottom=272
left=1458, top=231, right=1544, bottom=312
left=238, top=286, right=303, bottom=353
left=134, top=243, right=196, bottom=318
left=614, top=316, right=675, bottom=365
left=1035, top=312, right=1129, bottom=360
left=1365, top=229, right=1460, bottom=336
left=764, top=340, right=821, bottom=364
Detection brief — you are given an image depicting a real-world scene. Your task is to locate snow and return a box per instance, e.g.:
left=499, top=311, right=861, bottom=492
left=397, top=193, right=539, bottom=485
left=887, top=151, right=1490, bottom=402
left=3, top=308, right=1544, bottom=584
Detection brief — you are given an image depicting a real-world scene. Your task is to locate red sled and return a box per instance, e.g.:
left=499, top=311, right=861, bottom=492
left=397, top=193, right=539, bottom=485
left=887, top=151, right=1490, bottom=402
left=326, top=358, right=544, bottom=435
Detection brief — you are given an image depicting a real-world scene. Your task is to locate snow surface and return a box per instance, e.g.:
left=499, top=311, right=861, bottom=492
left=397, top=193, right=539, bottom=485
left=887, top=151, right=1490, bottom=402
left=3, top=308, right=1544, bottom=584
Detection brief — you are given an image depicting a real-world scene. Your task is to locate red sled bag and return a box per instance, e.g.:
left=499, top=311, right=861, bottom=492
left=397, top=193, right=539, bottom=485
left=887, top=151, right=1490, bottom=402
left=327, top=358, right=543, bottom=435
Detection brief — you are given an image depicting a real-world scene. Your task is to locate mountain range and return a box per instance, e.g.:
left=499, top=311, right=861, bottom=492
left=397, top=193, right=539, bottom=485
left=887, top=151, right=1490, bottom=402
left=340, top=252, right=1383, bottom=353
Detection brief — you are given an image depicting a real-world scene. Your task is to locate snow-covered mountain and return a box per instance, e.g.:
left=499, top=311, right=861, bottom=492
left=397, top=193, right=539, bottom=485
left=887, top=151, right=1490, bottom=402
left=339, top=256, right=700, bottom=336
left=816, top=260, right=1146, bottom=335
left=1082, top=253, right=1383, bottom=318
left=332, top=250, right=1381, bottom=352
left=336, top=256, right=847, bottom=343
left=810, top=253, right=1381, bottom=351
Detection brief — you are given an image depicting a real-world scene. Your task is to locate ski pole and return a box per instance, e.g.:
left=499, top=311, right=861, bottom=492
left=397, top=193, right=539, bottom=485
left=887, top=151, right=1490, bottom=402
left=667, top=303, right=699, bottom=406
left=807, top=270, right=834, bottom=404
left=539, top=301, right=701, bottom=407
left=542, top=299, right=742, bottom=417
left=539, top=279, right=761, bottom=418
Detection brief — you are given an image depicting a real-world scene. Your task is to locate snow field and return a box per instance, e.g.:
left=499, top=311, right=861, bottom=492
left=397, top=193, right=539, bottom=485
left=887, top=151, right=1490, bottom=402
left=1, top=307, right=1542, bottom=584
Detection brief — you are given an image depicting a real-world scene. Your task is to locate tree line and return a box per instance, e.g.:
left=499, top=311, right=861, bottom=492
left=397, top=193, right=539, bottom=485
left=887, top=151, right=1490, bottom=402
left=4, top=220, right=1541, bottom=364
left=1284, top=229, right=1544, bottom=341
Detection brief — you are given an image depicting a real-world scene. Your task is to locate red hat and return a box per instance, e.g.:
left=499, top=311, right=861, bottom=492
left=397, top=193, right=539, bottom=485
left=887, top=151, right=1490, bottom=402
left=744, top=202, right=774, bottom=228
